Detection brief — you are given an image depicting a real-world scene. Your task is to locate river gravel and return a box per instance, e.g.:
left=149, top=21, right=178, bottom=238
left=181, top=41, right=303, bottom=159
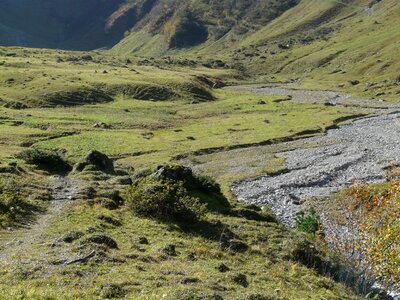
left=231, top=85, right=400, bottom=226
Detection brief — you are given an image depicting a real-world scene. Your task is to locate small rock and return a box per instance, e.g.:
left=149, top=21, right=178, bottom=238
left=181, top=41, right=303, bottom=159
left=152, top=165, right=193, bottom=182
left=289, top=194, right=301, bottom=205
left=228, top=239, right=249, bottom=252
left=349, top=80, right=360, bottom=86
left=257, top=100, right=266, bottom=105
left=232, top=273, right=248, bottom=287
left=80, top=55, right=93, bottom=61
left=93, top=122, right=111, bottom=129
left=97, top=284, right=125, bottom=299
left=217, top=263, right=230, bottom=273
left=138, top=237, right=149, bottom=245
left=115, top=176, right=132, bottom=185
left=247, top=295, right=277, bottom=300
left=73, top=150, right=115, bottom=174
left=180, top=277, right=200, bottom=284
left=62, top=231, right=84, bottom=243
left=83, top=234, right=118, bottom=249
left=161, top=244, right=177, bottom=256
left=98, top=215, right=122, bottom=227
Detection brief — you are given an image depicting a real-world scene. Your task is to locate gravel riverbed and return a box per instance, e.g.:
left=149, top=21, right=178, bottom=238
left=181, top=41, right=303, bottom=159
left=231, top=85, right=400, bottom=226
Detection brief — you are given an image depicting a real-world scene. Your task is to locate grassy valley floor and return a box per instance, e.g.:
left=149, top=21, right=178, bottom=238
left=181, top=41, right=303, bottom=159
left=0, top=47, right=377, bottom=299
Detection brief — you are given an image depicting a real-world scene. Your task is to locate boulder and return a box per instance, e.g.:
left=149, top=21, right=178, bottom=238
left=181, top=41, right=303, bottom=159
left=217, top=263, right=230, bottom=273
left=152, top=165, right=193, bottom=182
left=161, top=244, right=177, bottom=256
left=232, top=273, right=248, bottom=287
left=349, top=80, right=360, bottom=86
left=227, top=239, right=249, bottom=252
left=73, top=150, right=115, bottom=174
left=83, top=234, right=118, bottom=249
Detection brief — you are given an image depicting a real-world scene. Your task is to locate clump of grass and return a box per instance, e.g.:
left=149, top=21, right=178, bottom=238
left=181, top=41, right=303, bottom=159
left=126, top=178, right=206, bottom=224
left=0, top=179, right=26, bottom=225
left=16, top=148, right=71, bottom=173
left=296, top=207, right=321, bottom=236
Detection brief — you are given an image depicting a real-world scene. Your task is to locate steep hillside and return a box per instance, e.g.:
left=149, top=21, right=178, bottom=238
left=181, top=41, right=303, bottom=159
left=113, top=0, right=300, bottom=55
left=0, top=0, right=156, bottom=50
left=0, top=0, right=300, bottom=51
left=226, top=0, right=400, bottom=95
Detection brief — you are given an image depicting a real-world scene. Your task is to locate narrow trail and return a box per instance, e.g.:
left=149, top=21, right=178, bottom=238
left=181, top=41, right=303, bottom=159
left=0, top=175, right=79, bottom=267
left=230, top=84, right=400, bottom=226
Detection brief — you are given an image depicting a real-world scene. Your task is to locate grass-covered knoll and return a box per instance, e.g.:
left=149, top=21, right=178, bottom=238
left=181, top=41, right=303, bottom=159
left=0, top=47, right=222, bottom=108
left=0, top=164, right=362, bottom=300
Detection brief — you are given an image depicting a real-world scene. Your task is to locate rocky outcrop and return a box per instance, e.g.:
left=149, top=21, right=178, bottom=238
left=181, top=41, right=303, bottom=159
left=73, top=150, right=115, bottom=174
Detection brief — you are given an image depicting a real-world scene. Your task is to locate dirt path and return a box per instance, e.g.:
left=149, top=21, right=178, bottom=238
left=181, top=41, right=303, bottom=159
left=0, top=175, right=79, bottom=267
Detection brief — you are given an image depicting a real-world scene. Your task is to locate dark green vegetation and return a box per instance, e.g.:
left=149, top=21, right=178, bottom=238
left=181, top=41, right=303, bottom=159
left=17, top=148, right=71, bottom=173
left=295, top=207, right=321, bottom=236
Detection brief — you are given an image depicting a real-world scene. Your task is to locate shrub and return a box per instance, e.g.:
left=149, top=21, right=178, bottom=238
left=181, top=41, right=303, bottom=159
left=0, top=190, right=23, bottom=218
left=16, top=148, right=71, bottom=173
left=126, top=179, right=206, bottom=223
left=296, top=207, right=321, bottom=235
left=153, top=164, right=230, bottom=212
left=0, top=179, right=25, bottom=222
left=347, top=168, right=400, bottom=285
left=195, top=174, right=221, bottom=194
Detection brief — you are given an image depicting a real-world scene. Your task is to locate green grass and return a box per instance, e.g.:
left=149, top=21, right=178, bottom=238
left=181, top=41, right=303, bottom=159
left=28, top=89, right=354, bottom=169
left=0, top=46, right=369, bottom=299
left=0, top=48, right=359, bottom=167
left=0, top=196, right=361, bottom=300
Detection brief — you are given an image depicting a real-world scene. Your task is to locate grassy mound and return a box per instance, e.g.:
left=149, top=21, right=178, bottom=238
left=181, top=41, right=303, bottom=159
left=126, top=178, right=206, bottom=224
left=41, top=87, right=113, bottom=107
left=16, top=148, right=71, bottom=173
left=108, top=83, right=176, bottom=101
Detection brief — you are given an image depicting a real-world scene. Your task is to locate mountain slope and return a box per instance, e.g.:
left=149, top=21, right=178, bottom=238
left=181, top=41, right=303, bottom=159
left=0, top=0, right=398, bottom=98
left=113, top=0, right=300, bottom=55
left=0, top=0, right=300, bottom=51
left=0, top=0, right=153, bottom=50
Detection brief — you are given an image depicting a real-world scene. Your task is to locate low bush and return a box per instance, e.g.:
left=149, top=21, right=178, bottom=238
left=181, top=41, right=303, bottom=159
left=296, top=207, right=321, bottom=235
left=0, top=179, right=26, bottom=224
left=126, top=178, right=206, bottom=224
left=153, top=165, right=230, bottom=212
left=16, top=148, right=71, bottom=173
